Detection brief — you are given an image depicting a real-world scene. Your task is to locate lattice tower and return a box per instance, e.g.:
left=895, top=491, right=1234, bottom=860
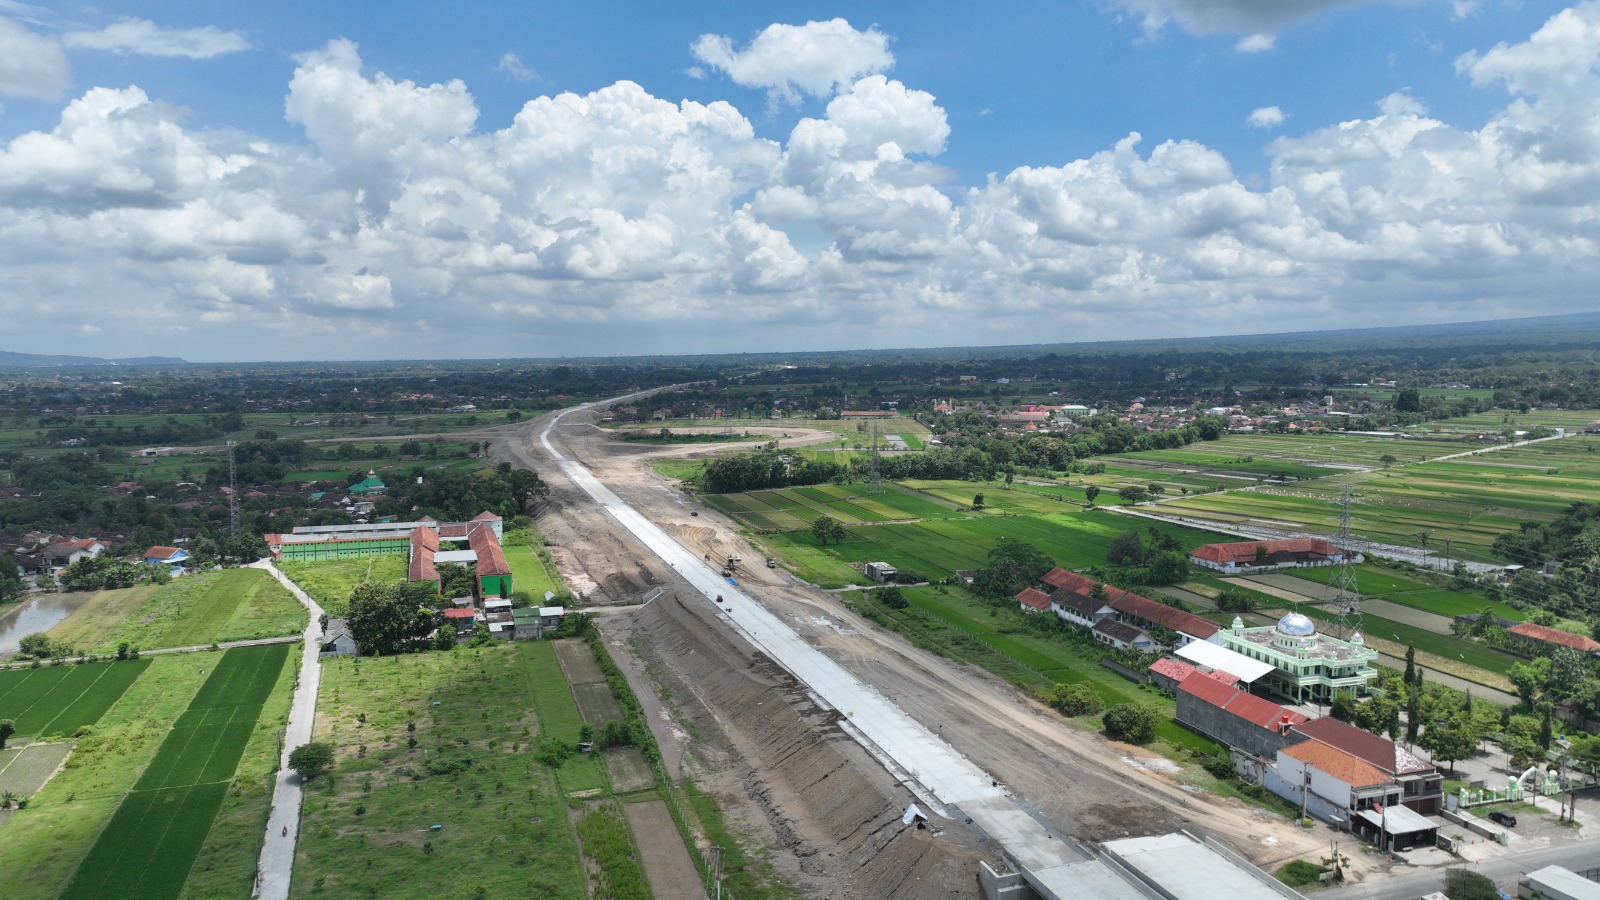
left=867, top=419, right=883, bottom=493
left=227, top=440, right=240, bottom=536
left=1328, top=485, right=1362, bottom=639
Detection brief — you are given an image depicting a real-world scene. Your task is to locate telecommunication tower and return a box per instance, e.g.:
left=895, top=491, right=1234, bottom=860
left=227, top=440, right=240, bottom=536
left=1327, top=485, right=1362, bottom=639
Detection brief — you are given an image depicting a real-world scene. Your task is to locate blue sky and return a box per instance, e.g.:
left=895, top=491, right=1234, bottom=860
left=0, top=0, right=1594, bottom=360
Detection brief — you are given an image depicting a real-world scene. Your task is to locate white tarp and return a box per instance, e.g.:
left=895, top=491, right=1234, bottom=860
left=1176, top=640, right=1277, bottom=684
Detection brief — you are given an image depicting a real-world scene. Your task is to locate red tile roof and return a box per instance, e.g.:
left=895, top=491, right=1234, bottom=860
left=144, top=546, right=181, bottom=560
left=1016, top=587, right=1052, bottom=611
left=1040, top=567, right=1098, bottom=594
left=469, top=524, right=510, bottom=578
left=1149, top=657, right=1198, bottom=683
left=470, top=511, right=503, bottom=522
left=1108, top=590, right=1219, bottom=639
left=1293, top=717, right=1433, bottom=776
left=441, top=608, right=476, bottom=619
left=409, top=528, right=439, bottom=584
left=1507, top=622, right=1600, bottom=653
left=1282, top=741, right=1391, bottom=789
left=1178, top=672, right=1309, bottom=731
left=1189, top=538, right=1340, bottom=565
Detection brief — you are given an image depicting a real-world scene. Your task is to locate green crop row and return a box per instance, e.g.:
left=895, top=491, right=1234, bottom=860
left=0, top=658, right=150, bottom=739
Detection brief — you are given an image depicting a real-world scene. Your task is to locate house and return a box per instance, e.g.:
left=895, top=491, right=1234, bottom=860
left=1148, top=657, right=1200, bottom=692
left=1174, top=672, right=1309, bottom=761
left=320, top=618, right=358, bottom=657
left=1505, top=622, right=1600, bottom=656
left=1188, top=538, right=1356, bottom=573
left=1107, top=589, right=1220, bottom=647
left=864, top=561, right=897, bottom=583
left=347, top=475, right=387, bottom=495
left=1093, top=619, right=1154, bottom=651
left=44, top=539, right=108, bottom=570
left=143, top=546, right=190, bottom=569
left=1265, top=739, right=1398, bottom=826
left=1017, top=587, right=1052, bottom=613
left=442, top=607, right=478, bottom=637
left=1047, top=589, right=1115, bottom=629
left=1292, top=717, right=1443, bottom=814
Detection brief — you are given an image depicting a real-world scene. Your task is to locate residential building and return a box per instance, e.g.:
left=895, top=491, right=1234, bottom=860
left=319, top=618, right=358, bottom=657
left=1292, top=717, right=1443, bottom=814
left=864, top=561, right=897, bottom=583
left=142, top=545, right=190, bottom=569
left=44, top=538, right=108, bottom=570
left=1093, top=619, right=1154, bottom=651
left=1221, top=613, right=1379, bottom=703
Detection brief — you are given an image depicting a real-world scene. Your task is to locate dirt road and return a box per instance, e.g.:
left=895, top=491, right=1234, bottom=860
left=491, top=401, right=1333, bottom=896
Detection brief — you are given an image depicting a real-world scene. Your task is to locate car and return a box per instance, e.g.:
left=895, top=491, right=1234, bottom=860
left=1487, top=811, right=1517, bottom=828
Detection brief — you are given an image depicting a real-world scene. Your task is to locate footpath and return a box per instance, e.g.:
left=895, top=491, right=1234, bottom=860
left=249, top=559, right=326, bottom=900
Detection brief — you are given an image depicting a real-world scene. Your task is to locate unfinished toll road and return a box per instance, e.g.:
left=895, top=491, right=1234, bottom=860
left=491, top=399, right=1326, bottom=896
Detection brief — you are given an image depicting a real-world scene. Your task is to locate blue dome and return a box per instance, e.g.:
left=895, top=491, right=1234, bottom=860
left=1277, top=612, right=1317, bottom=637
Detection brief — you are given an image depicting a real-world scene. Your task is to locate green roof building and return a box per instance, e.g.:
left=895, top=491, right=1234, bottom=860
left=1222, top=612, right=1379, bottom=704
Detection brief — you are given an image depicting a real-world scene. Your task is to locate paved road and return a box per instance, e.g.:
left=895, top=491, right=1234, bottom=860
left=250, top=560, right=326, bottom=900
left=1328, top=836, right=1600, bottom=899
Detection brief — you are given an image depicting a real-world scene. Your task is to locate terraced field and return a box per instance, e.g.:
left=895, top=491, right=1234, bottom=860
left=0, top=658, right=151, bottom=740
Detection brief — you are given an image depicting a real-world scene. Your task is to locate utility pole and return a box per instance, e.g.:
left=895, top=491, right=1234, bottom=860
left=710, top=845, right=725, bottom=900
left=227, top=440, right=239, bottom=537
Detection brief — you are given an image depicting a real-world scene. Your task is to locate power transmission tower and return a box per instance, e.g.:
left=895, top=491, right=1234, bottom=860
left=228, top=440, right=240, bottom=536
left=867, top=420, right=883, bottom=493
left=1328, top=485, right=1362, bottom=639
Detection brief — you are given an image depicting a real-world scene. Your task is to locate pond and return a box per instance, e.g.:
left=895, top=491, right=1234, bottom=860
left=0, top=593, right=93, bottom=653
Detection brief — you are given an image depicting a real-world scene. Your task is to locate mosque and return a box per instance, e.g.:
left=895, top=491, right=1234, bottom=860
left=1221, top=610, right=1379, bottom=704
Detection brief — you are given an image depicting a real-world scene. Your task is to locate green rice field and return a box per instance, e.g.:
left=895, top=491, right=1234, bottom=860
left=60, top=643, right=290, bottom=900
left=0, top=658, right=151, bottom=740
left=1286, top=564, right=1521, bottom=621
left=702, top=483, right=953, bottom=531
left=50, top=569, right=306, bottom=654
left=1153, top=432, right=1600, bottom=561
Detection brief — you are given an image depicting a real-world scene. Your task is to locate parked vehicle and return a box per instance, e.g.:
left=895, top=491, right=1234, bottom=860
left=1487, top=811, right=1516, bottom=828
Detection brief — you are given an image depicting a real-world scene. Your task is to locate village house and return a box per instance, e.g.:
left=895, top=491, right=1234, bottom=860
left=1505, top=622, right=1600, bottom=656
left=1292, top=717, right=1444, bottom=814
left=1188, top=538, right=1357, bottom=574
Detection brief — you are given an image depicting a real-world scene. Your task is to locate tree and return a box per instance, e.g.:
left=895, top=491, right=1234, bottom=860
left=1395, top=388, right=1422, bottom=413
left=874, top=586, right=908, bottom=609
left=1330, top=690, right=1359, bottom=722
left=972, top=493, right=985, bottom=509
left=1143, top=552, right=1191, bottom=586
left=1405, top=685, right=1421, bottom=744
left=1418, top=715, right=1477, bottom=774
left=1102, top=703, right=1160, bottom=744
left=1047, top=682, right=1104, bottom=717
left=810, top=515, right=847, bottom=545
left=1083, top=485, right=1100, bottom=507
left=1378, top=453, right=1398, bottom=467
left=972, top=538, right=1053, bottom=598
left=347, top=582, right=440, bottom=656
left=1404, top=644, right=1417, bottom=687
left=1116, top=486, right=1149, bottom=505
left=1507, top=657, right=1552, bottom=708
left=0, top=719, right=13, bottom=750
left=1106, top=532, right=1146, bottom=567
left=0, top=552, right=23, bottom=603
left=288, top=742, right=334, bottom=780
left=1442, top=868, right=1500, bottom=900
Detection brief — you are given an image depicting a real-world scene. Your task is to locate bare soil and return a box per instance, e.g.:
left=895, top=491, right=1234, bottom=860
left=625, top=799, right=708, bottom=900
left=491, top=403, right=1337, bottom=897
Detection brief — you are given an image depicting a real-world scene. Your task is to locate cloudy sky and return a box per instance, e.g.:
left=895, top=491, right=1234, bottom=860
left=0, top=1, right=1596, bottom=361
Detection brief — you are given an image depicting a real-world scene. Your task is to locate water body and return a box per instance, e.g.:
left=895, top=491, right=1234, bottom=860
left=0, top=593, right=92, bottom=653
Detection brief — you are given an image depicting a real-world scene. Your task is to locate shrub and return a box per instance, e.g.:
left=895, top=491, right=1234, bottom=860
left=1102, top=702, right=1160, bottom=744
left=1047, top=682, right=1104, bottom=717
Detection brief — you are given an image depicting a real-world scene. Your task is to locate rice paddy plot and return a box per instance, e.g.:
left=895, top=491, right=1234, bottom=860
left=58, top=643, right=290, bottom=900
left=0, top=658, right=150, bottom=739
left=1286, top=565, right=1521, bottom=621
left=0, top=742, right=75, bottom=797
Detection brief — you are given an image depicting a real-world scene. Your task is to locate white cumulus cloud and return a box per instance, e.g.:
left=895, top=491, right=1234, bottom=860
left=0, top=17, right=68, bottom=99
left=691, top=18, right=893, bottom=105
left=1247, top=106, right=1287, bottom=128
left=497, top=52, right=537, bottom=81
left=63, top=18, right=250, bottom=59
left=1, top=10, right=1600, bottom=358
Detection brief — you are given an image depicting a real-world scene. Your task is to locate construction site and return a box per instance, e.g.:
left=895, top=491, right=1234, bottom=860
left=491, top=394, right=1332, bottom=900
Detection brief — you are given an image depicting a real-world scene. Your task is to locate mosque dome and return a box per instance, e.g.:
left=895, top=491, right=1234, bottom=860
left=1276, top=612, right=1318, bottom=637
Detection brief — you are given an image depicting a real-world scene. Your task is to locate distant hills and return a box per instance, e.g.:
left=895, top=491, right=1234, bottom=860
left=0, top=350, right=188, bottom=367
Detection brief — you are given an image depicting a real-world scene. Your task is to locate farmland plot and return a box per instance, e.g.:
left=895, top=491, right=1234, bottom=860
left=0, top=658, right=150, bottom=740
left=59, top=643, right=290, bottom=900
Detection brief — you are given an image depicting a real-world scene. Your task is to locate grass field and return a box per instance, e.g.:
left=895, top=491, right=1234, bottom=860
left=49, top=569, right=305, bottom=654
left=761, top=506, right=1227, bottom=588
left=292, top=643, right=590, bottom=899
left=852, top=585, right=1218, bottom=756
left=60, top=643, right=291, bottom=900
left=278, top=556, right=409, bottom=616
left=0, top=652, right=222, bottom=900
left=501, top=529, right=564, bottom=600
left=0, top=658, right=151, bottom=740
